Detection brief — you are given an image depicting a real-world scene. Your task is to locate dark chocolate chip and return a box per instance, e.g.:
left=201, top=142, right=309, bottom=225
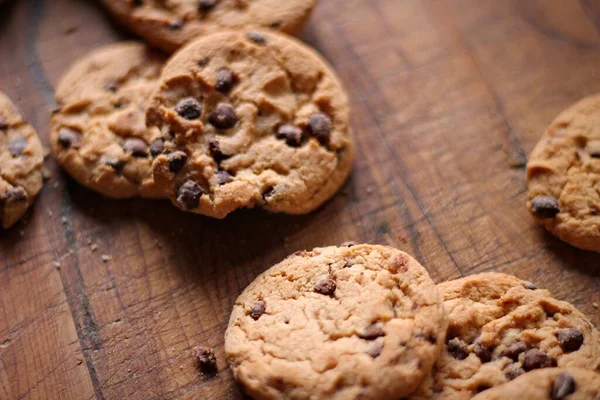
left=474, top=341, right=492, bottom=363
left=198, top=0, right=217, bottom=12
left=209, top=103, right=237, bottom=129
left=103, top=157, right=126, bottom=172
left=359, top=324, right=385, bottom=340
left=8, top=138, right=27, bottom=157
left=552, top=372, right=576, bottom=400
left=198, top=57, right=210, bottom=67
left=57, top=127, right=82, bottom=149
left=447, top=338, right=469, bottom=360
left=149, top=138, right=165, bottom=157
left=503, top=362, right=525, bottom=381
left=194, top=346, right=217, bottom=372
left=177, top=180, right=203, bottom=210
left=105, top=81, right=118, bottom=93
left=122, top=138, right=149, bottom=157
left=250, top=301, right=266, bottom=320
left=215, top=170, right=233, bottom=185
left=308, top=113, right=332, bottom=145
left=167, top=20, right=183, bottom=30
left=314, top=277, right=336, bottom=296
left=367, top=342, right=383, bottom=358
left=530, top=195, right=560, bottom=218
left=215, top=68, right=235, bottom=93
left=175, top=97, right=203, bottom=120
left=341, top=241, right=357, bottom=247
left=0, top=116, right=7, bottom=130
left=500, top=341, right=527, bottom=360
left=167, top=151, right=188, bottom=173
left=270, top=20, right=282, bottom=29
left=208, top=139, right=228, bottom=161
left=5, top=187, right=27, bottom=203
left=557, top=329, right=584, bottom=353
left=246, top=31, right=267, bottom=45
left=262, top=186, right=276, bottom=201
left=524, top=283, right=538, bottom=290
left=276, top=124, right=303, bottom=147
left=523, top=349, right=554, bottom=371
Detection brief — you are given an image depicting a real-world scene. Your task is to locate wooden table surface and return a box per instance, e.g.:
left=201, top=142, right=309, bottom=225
left=2, top=0, right=600, bottom=399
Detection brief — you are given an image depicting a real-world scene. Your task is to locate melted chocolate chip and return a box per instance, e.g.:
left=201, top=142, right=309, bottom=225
left=524, top=283, right=538, bottom=290
left=500, top=341, right=527, bottom=360
left=177, top=180, right=203, bottom=210
left=552, top=373, right=576, bottom=400
left=122, top=138, right=149, bottom=157
left=175, top=97, right=202, bottom=120
left=246, top=31, right=267, bottom=45
left=504, top=362, right=525, bottom=381
left=8, top=138, right=27, bottom=157
left=57, top=128, right=82, bottom=149
left=530, top=195, right=560, bottom=218
left=149, top=138, right=165, bottom=157
left=314, top=277, right=336, bottom=296
left=474, top=341, right=492, bottom=363
left=209, top=103, right=237, bottom=129
left=557, top=329, right=584, bottom=353
left=367, top=342, right=383, bottom=358
left=194, top=346, right=217, bottom=373
left=215, top=170, right=233, bottom=185
left=276, top=124, right=303, bottom=147
left=250, top=301, right=266, bottom=320
left=359, top=324, right=385, bottom=340
left=167, top=151, right=188, bottom=173
left=198, top=0, right=218, bottom=12
left=523, top=349, right=554, bottom=371
left=308, top=113, right=332, bottom=145
left=215, top=68, right=235, bottom=93
left=447, top=338, right=469, bottom=360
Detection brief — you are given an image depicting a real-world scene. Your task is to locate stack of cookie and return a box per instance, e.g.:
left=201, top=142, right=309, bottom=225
left=224, top=243, right=600, bottom=399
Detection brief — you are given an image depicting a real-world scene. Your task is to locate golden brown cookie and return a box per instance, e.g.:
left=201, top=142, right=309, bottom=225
left=527, top=94, right=600, bottom=252
left=0, top=91, right=43, bottom=229
left=410, top=273, right=600, bottom=400
left=100, top=0, right=317, bottom=53
left=225, top=244, right=448, bottom=400
left=51, top=42, right=167, bottom=199
left=472, top=368, right=600, bottom=400
left=146, top=30, right=354, bottom=218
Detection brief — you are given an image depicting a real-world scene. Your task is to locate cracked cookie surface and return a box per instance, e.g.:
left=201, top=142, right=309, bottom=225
left=100, top=0, right=317, bottom=53
left=146, top=30, right=353, bottom=218
left=527, top=94, right=600, bottom=252
left=51, top=42, right=167, bottom=199
left=410, top=273, right=600, bottom=400
left=0, top=91, right=43, bottom=229
left=224, top=244, right=447, bottom=400
left=472, top=368, right=600, bottom=400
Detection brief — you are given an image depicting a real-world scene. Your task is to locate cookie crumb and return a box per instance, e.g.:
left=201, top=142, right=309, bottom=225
left=194, top=346, right=217, bottom=373
left=101, top=255, right=112, bottom=263
left=91, top=244, right=98, bottom=252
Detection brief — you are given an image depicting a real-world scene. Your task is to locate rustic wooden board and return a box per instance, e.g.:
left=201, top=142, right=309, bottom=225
left=2, top=0, right=600, bottom=399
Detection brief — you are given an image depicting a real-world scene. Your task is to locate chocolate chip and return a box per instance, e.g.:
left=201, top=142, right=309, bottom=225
left=167, top=151, right=188, bottom=173
left=500, top=341, right=527, bottom=360
left=209, top=103, right=237, bottom=129
left=262, top=186, right=276, bottom=201
left=198, top=0, right=217, bottom=12
left=314, top=277, right=336, bottom=296
left=215, top=68, right=234, bottom=93
left=276, top=124, right=303, bottom=147
left=524, top=283, right=537, bottom=290
left=308, top=113, right=332, bottom=145
left=198, top=57, right=210, bottom=67
left=503, top=362, right=525, bottom=381
left=208, top=139, right=228, bottom=161
left=149, top=138, right=165, bottom=157
left=552, top=372, right=576, bottom=400
left=57, top=127, right=82, bottom=149
left=8, top=138, right=27, bottom=157
left=246, top=31, right=267, bottom=45
left=102, top=157, right=126, bottom=172
left=367, top=342, right=383, bottom=358
left=194, top=346, right=217, bottom=372
left=523, top=349, right=554, bottom=371
left=215, top=170, right=232, bottom=185
left=557, top=329, right=584, bottom=353
left=270, top=20, right=282, bottom=29
left=5, top=187, right=27, bottom=203
left=341, top=241, right=357, bottom=247
left=177, top=180, right=203, bottom=210
left=474, top=341, right=492, bottom=363
left=0, top=116, right=7, bottom=130
left=250, top=301, right=266, bottom=320
left=359, top=324, right=385, bottom=340
left=105, top=81, right=118, bottom=93
left=175, top=97, right=202, bottom=120
left=530, top=195, right=560, bottom=218
left=167, top=20, right=183, bottom=30
left=447, top=338, right=469, bottom=360
left=122, top=138, right=149, bottom=157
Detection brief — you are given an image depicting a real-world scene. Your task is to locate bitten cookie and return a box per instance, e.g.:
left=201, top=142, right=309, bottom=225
left=146, top=30, right=353, bottom=218
left=51, top=42, right=167, bottom=199
left=225, top=244, right=448, bottom=400
left=472, top=368, right=600, bottom=400
left=527, top=94, right=600, bottom=252
left=410, top=273, right=600, bottom=400
left=0, top=91, right=43, bottom=229
left=100, top=0, right=317, bottom=53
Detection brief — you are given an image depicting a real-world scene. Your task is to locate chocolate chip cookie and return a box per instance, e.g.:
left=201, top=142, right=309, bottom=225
left=410, top=273, right=600, bottom=400
left=527, top=94, right=600, bottom=252
left=472, top=368, right=600, bottom=400
left=225, top=244, right=448, bottom=400
left=101, top=0, right=317, bottom=53
left=51, top=42, right=167, bottom=199
left=146, top=30, right=353, bottom=218
left=0, top=91, right=44, bottom=229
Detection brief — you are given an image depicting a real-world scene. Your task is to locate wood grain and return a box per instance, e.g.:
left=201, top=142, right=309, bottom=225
left=2, top=0, right=600, bottom=398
